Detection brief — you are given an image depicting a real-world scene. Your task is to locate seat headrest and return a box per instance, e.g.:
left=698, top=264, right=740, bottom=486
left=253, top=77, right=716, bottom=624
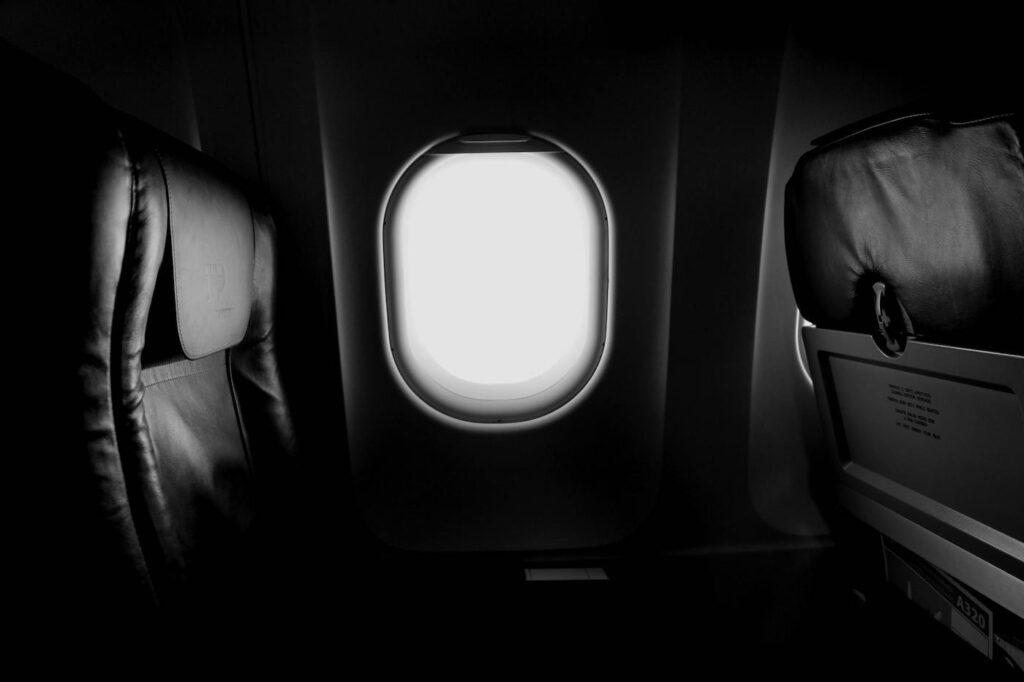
left=130, top=122, right=255, bottom=363
left=785, top=106, right=1024, bottom=353
left=161, top=146, right=254, bottom=359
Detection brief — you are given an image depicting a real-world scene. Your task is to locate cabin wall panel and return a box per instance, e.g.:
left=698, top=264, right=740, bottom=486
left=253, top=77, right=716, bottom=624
left=643, top=32, right=792, bottom=549
left=312, top=0, right=680, bottom=551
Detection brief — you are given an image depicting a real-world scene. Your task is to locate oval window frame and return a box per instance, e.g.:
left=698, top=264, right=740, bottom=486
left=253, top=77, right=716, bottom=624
left=381, top=133, right=610, bottom=424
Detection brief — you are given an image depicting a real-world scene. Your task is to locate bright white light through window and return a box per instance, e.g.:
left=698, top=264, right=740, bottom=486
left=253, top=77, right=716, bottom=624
left=383, top=135, right=609, bottom=423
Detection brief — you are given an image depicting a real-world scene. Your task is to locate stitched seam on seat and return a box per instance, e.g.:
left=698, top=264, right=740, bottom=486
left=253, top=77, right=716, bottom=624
left=948, top=112, right=1016, bottom=127
left=142, top=364, right=210, bottom=388
left=814, top=111, right=1016, bottom=153
left=141, top=353, right=222, bottom=387
left=814, top=112, right=934, bottom=150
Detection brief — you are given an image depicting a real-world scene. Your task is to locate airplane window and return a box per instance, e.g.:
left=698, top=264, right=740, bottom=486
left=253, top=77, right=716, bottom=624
left=383, top=134, right=609, bottom=424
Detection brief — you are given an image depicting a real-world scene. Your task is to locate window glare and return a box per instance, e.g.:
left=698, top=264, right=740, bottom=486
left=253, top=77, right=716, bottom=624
left=386, top=142, right=608, bottom=423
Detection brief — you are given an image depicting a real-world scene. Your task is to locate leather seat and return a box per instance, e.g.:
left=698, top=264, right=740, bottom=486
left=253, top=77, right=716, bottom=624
left=3, top=41, right=296, bottom=611
left=112, top=117, right=297, bottom=610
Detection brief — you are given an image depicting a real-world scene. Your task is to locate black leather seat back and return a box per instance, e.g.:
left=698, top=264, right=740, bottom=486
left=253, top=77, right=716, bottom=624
left=112, top=118, right=296, bottom=608
left=5, top=37, right=295, bottom=613
left=141, top=352, right=254, bottom=583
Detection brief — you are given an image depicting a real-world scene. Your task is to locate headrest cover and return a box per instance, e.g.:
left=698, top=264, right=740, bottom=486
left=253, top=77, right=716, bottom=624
left=785, top=109, right=1024, bottom=353
left=162, top=150, right=254, bottom=359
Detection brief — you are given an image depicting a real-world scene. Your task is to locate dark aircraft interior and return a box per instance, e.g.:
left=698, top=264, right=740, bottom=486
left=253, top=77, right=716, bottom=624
left=3, top=1, right=1021, bottom=671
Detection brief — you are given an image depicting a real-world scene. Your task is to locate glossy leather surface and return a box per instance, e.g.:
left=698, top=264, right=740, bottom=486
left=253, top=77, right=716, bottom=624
left=785, top=108, right=1024, bottom=352
left=113, top=120, right=296, bottom=608
left=140, top=353, right=253, bottom=602
left=4, top=41, right=295, bottom=610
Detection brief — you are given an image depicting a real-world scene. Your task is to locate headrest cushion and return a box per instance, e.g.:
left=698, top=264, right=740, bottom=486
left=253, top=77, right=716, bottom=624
left=162, top=147, right=254, bottom=359
left=785, top=107, right=1024, bottom=353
